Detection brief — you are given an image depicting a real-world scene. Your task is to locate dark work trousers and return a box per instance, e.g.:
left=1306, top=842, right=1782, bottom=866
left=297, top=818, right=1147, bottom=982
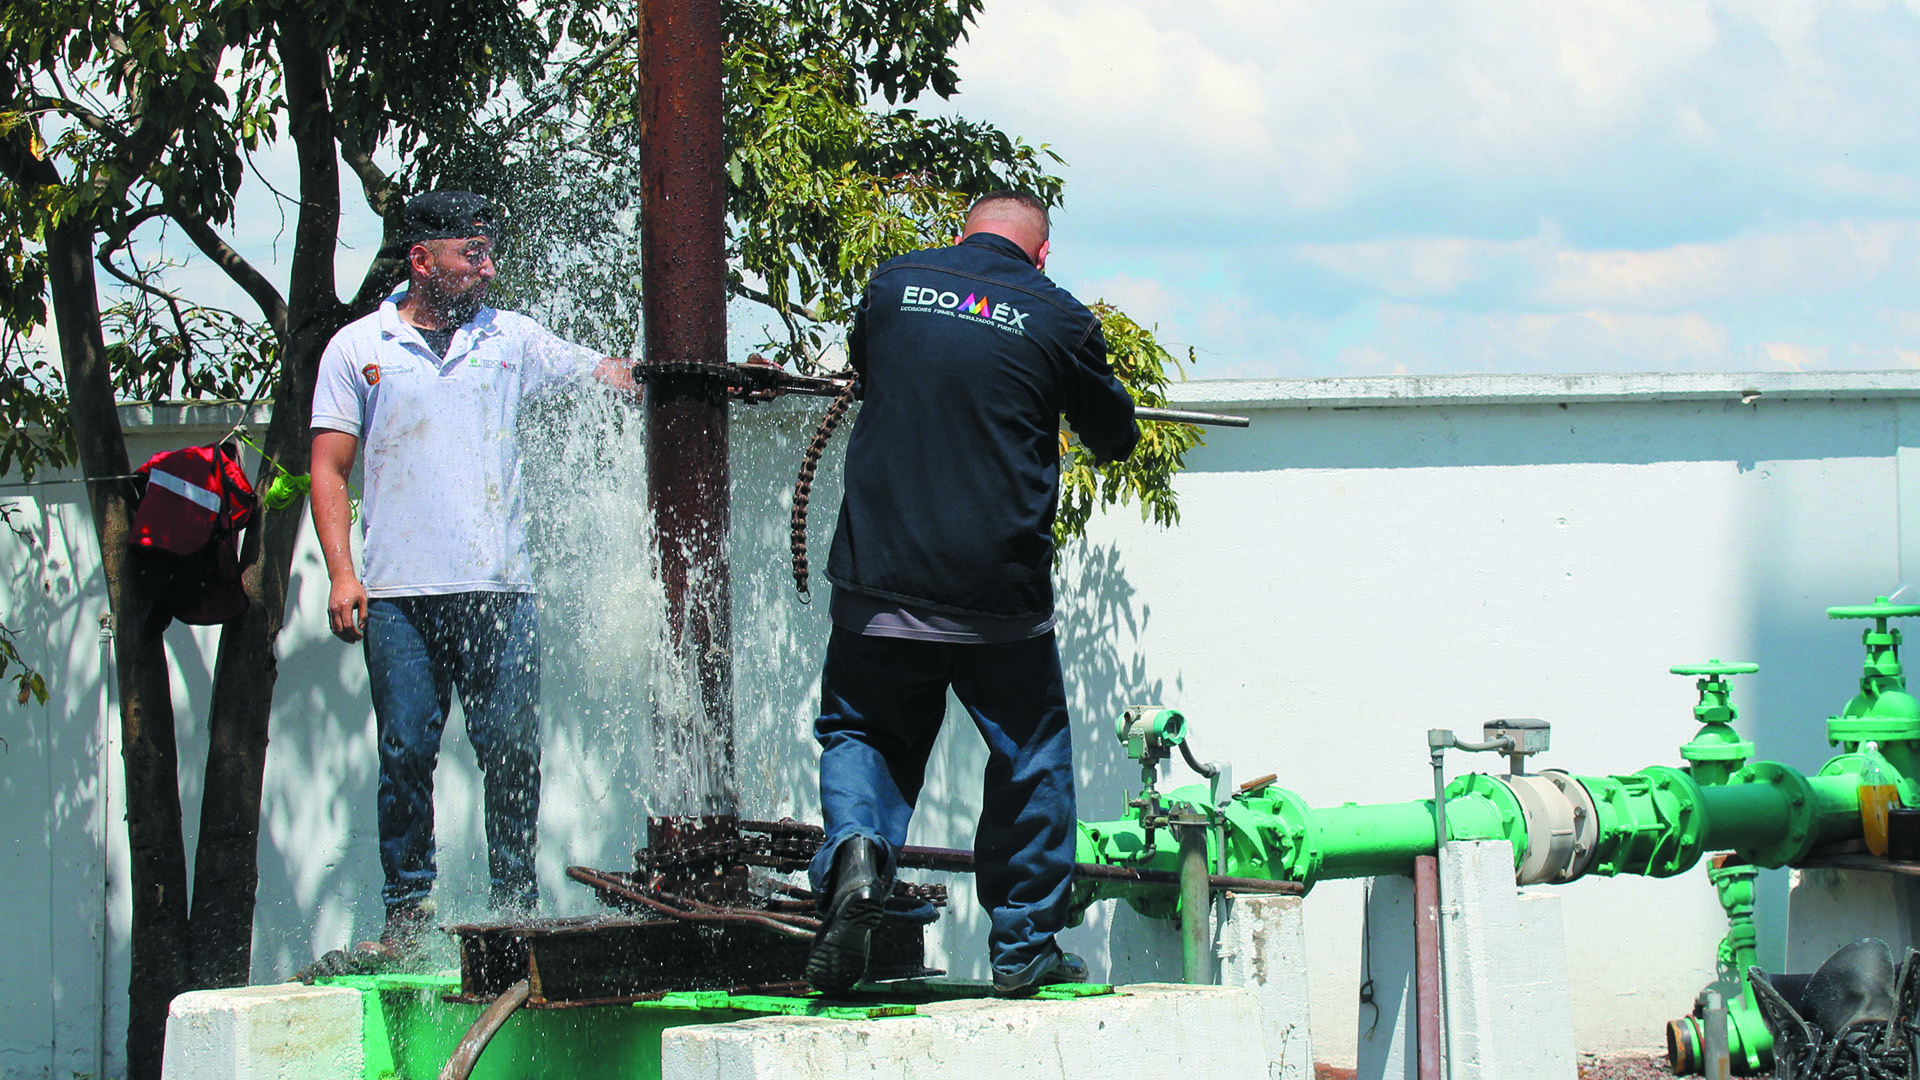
left=809, top=625, right=1076, bottom=976
left=364, top=592, right=541, bottom=912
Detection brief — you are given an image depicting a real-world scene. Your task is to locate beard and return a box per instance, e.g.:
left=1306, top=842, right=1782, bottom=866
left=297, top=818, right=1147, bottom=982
left=418, top=279, right=486, bottom=326
left=443, top=286, right=486, bottom=326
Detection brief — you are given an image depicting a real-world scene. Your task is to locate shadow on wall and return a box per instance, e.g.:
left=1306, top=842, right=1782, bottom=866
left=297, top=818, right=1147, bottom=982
left=1738, top=450, right=1905, bottom=975
left=2, top=484, right=128, bottom=1077
left=1053, top=540, right=1178, bottom=975
left=1057, top=541, right=1175, bottom=827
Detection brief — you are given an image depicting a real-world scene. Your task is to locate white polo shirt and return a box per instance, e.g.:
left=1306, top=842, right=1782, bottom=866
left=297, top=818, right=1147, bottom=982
left=311, top=296, right=602, bottom=597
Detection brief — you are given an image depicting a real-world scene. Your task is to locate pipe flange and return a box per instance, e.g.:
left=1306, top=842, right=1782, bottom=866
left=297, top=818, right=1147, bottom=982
left=1445, top=773, right=1531, bottom=873
left=1724, top=761, right=1818, bottom=868
left=1636, top=765, right=1710, bottom=877
left=1263, top=785, right=1323, bottom=887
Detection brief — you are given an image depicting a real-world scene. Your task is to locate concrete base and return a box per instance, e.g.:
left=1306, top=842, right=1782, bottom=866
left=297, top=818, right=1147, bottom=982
left=1218, top=892, right=1315, bottom=1080
left=1357, top=843, right=1577, bottom=1080
left=1440, top=842, right=1577, bottom=1080
left=1356, top=874, right=1419, bottom=1080
left=660, top=983, right=1266, bottom=1080
left=1786, top=867, right=1920, bottom=970
left=159, top=984, right=364, bottom=1080
left=1107, top=891, right=1315, bottom=1080
left=1108, top=898, right=1189, bottom=984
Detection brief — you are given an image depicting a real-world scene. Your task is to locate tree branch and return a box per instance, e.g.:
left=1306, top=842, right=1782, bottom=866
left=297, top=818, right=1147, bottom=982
left=106, top=26, right=229, bottom=205
left=275, top=19, right=342, bottom=320
left=165, top=202, right=289, bottom=340
left=95, top=245, right=192, bottom=346
left=22, top=93, right=124, bottom=145
left=97, top=203, right=170, bottom=254
left=348, top=256, right=405, bottom=316
left=337, top=137, right=399, bottom=220
left=497, top=31, right=636, bottom=144
left=729, top=279, right=822, bottom=324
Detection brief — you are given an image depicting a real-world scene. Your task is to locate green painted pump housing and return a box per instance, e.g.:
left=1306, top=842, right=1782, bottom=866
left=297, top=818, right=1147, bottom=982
left=1068, top=597, right=1920, bottom=1075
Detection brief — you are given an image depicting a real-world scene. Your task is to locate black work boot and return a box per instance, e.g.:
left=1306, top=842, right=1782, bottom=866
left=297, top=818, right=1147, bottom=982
left=806, top=837, right=888, bottom=994
left=993, top=945, right=1089, bottom=998
left=347, top=900, right=434, bottom=971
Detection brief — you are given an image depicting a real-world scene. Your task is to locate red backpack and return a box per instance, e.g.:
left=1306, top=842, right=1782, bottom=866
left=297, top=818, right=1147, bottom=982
left=130, top=441, right=258, bottom=626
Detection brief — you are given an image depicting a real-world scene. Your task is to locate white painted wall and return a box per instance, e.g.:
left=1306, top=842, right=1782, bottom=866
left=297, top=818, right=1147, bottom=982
left=6, top=372, right=1917, bottom=1076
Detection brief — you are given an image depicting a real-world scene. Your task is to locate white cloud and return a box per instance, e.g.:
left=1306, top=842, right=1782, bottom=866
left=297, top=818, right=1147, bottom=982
left=1346, top=304, right=1740, bottom=372
left=1294, top=232, right=1552, bottom=300
left=1077, top=272, right=1183, bottom=328
left=1276, top=218, right=1920, bottom=314
left=954, top=0, right=1744, bottom=214
left=1059, top=212, right=1920, bottom=376
left=1759, top=341, right=1830, bottom=369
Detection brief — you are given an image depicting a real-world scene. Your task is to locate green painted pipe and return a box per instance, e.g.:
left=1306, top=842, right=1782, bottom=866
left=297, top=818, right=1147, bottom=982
left=1073, top=601, right=1920, bottom=1077
left=1177, top=823, right=1212, bottom=984
left=1077, top=757, right=1868, bottom=904
left=1075, top=755, right=1874, bottom=1077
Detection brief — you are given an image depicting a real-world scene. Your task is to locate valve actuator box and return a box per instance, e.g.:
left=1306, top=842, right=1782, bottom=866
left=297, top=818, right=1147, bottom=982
left=1485, top=718, right=1551, bottom=756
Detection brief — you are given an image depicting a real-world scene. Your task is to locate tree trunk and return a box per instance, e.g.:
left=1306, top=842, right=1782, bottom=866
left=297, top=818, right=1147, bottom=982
left=186, top=326, right=335, bottom=987
left=185, top=19, right=348, bottom=988
left=184, top=381, right=302, bottom=988
left=44, top=214, right=188, bottom=1080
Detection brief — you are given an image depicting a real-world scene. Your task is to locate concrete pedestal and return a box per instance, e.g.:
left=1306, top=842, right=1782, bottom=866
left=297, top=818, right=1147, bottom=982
left=1786, top=866, right=1920, bottom=970
left=659, top=983, right=1266, bottom=1080
left=1357, top=874, right=1420, bottom=1080
left=1218, top=892, right=1316, bottom=1080
left=1356, top=842, right=1577, bottom=1080
left=1108, top=898, right=1188, bottom=984
left=1108, top=891, right=1315, bottom=1079
left=159, top=984, right=363, bottom=1080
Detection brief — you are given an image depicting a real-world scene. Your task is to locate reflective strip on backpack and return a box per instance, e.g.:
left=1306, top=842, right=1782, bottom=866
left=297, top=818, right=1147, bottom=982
left=148, top=469, right=222, bottom=512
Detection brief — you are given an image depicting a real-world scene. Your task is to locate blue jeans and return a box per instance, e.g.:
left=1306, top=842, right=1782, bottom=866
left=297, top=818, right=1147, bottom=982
left=365, top=593, right=541, bottom=912
left=810, top=626, right=1076, bottom=976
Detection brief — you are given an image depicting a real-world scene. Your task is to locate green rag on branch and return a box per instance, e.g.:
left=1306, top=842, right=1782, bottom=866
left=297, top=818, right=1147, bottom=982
left=263, top=473, right=310, bottom=512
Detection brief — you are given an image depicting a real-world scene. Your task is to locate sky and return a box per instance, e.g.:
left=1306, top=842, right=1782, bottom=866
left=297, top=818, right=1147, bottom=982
left=923, top=0, right=1920, bottom=378
left=185, top=1, right=1920, bottom=382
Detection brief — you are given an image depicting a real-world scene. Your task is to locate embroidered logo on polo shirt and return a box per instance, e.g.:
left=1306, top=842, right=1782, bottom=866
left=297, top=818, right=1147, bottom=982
left=361, top=363, right=381, bottom=386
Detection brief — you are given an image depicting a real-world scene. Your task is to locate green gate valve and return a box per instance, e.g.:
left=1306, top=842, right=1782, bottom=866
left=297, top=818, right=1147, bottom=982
left=1670, top=660, right=1758, bottom=786
left=1827, top=597, right=1920, bottom=762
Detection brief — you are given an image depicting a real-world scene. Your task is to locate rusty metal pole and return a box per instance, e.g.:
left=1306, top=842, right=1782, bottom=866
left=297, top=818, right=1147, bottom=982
left=638, top=0, right=736, bottom=812
left=1413, top=854, right=1443, bottom=1080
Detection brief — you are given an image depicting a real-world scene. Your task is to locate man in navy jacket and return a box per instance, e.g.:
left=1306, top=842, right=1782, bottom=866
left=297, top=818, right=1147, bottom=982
left=806, top=191, right=1139, bottom=996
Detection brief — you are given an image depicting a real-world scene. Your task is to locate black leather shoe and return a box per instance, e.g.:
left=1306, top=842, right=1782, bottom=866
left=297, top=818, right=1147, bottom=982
left=992, top=947, right=1089, bottom=997
left=806, top=837, right=889, bottom=993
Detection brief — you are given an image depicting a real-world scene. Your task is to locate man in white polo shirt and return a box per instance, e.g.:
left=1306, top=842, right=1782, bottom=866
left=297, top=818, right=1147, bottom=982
left=309, top=190, right=636, bottom=953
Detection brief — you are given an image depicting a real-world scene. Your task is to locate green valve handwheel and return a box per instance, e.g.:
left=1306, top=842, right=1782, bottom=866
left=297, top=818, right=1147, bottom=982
left=1827, top=597, right=1920, bottom=620
left=1670, top=659, right=1760, bottom=677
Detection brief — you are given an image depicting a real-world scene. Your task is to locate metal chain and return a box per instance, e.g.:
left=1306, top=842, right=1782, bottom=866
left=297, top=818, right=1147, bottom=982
left=790, top=378, right=858, bottom=601
left=1790, top=1023, right=1912, bottom=1080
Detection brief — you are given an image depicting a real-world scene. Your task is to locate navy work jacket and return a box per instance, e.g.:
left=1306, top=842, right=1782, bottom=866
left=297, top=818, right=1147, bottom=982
left=825, top=232, right=1140, bottom=620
